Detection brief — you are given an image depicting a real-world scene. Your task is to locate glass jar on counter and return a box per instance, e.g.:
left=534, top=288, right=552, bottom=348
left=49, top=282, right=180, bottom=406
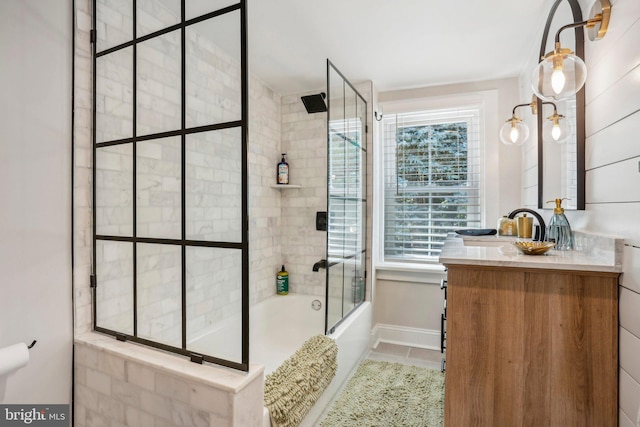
left=497, top=216, right=517, bottom=236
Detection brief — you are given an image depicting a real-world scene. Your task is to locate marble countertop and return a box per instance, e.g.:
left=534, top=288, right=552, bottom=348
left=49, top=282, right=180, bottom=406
left=438, top=232, right=623, bottom=273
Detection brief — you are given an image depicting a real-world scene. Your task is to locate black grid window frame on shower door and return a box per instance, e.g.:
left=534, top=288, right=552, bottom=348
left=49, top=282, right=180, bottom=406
left=90, top=0, right=249, bottom=372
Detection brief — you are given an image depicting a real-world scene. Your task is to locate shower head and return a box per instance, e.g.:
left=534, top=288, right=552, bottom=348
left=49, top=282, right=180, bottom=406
left=301, top=92, right=327, bottom=114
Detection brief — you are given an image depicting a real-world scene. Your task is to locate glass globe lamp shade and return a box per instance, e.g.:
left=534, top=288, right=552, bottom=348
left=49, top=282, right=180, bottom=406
left=499, top=117, right=529, bottom=146
left=531, top=48, right=587, bottom=101
left=543, top=114, right=572, bottom=144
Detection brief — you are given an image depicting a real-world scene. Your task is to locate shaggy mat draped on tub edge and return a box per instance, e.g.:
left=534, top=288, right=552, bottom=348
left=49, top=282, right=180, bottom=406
left=264, top=334, right=338, bottom=427
left=320, top=359, right=445, bottom=427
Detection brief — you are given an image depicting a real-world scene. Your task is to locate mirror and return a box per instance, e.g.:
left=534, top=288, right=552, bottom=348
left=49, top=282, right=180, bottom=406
left=537, top=0, right=585, bottom=210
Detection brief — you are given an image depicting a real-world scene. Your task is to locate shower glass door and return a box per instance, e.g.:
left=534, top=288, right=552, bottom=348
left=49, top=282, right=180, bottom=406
left=92, top=0, right=249, bottom=371
left=325, top=60, right=367, bottom=334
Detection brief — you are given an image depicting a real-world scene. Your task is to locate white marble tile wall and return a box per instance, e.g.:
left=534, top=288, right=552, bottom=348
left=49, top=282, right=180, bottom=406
left=136, top=137, right=181, bottom=239
left=96, top=144, right=134, bottom=235
left=74, top=336, right=264, bottom=427
left=74, top=0, right=94, bottom=335
left=96, top=0, right=133, bottom=52
left=96, top=48, right=134, bottom=143
left=95, top=240, right=134, bottom=334
left=137, top=29, right=181, bottom=136
left=136, top=243, right=182, bottom=346
left=186, top=128, right=242, bottom=243
left=185, top=247, right=242, bottom=345
left=137, top=0, right=180, bottom=37
left=186, top=22, right=242, bottom=126
left=248, top=74, right=282, bottom=305
left=280, top=92, right=328, bottom=296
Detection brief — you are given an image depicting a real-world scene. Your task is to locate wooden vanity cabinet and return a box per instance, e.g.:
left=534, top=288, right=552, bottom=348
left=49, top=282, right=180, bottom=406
left=443, top=264, right=618, bottom=427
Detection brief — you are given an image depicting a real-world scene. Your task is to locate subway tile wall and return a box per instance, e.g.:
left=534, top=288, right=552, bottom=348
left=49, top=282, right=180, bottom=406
left=280, top=92, right=328, bottom=296
left=74, top=337, right=264, bottom=427
left=248, top=73, right=282, bottom=305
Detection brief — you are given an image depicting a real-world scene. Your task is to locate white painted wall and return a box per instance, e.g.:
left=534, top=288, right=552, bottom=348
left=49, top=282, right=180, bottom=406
left=0, top=0, right=73, bottom=404
left=520, top=0, right=640, bottom=424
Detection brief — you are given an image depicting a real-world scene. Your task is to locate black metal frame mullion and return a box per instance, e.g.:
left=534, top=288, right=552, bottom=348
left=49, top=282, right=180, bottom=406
left=95, top=235, right=244, bottom=249
left=240, top=0, right=249, bottom=369
left=91, top=0, right=97, bottom=332
left=324, top=61, right=330, bottom=335
left=180, top=0, right=187, bottom=352
left=362, top=95, right=368, bottom=305
left=340, top=79, right=347, bottom=320
left=92, top=0, right=249, bottom=372
left=95, top=121, right=242, bottom=148
left=132, top=0, right=138, bottom=339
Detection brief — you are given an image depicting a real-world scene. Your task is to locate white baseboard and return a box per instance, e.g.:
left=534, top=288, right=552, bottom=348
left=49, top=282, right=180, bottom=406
left=370, top=323, right=441, bottom=351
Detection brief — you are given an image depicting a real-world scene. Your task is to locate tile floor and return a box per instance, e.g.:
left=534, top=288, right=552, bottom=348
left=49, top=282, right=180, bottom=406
left=367, top=342, right=444, bottom=371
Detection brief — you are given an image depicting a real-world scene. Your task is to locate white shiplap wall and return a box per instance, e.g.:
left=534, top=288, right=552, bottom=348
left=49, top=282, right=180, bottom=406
left=521, top=0, right=640, bottom=424
left=582, top=0, right=640, bottom=424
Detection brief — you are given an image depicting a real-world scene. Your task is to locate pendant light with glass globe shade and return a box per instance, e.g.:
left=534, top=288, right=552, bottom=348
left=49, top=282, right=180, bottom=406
left=499, top=102, right=534, bottom=146
left=501, top=97, right=572, bottom=145
left=542, top=103, right=572, bottom=144
left=531, top=0, right=611, bottom=102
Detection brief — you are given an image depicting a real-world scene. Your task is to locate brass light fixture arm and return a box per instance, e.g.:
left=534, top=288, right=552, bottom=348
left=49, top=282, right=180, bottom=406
left=554, top=20, right=591, bottom=45
left=553, top=0, right=610, bottom=46
left=542, top=101, right=558, bottom=114
left=512, top=103, right=534, bottom=116
left=543, top=102, right=565, bottom=122
left=512, top=98, right=559, bottom=117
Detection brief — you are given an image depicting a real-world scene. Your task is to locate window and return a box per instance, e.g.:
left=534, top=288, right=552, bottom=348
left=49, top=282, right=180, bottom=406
left=380, top=105, right=482, bottom=263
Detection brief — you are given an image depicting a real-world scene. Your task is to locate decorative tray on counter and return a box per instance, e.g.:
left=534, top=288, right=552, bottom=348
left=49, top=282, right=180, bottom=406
left=513, top=241, right=555, bottom=255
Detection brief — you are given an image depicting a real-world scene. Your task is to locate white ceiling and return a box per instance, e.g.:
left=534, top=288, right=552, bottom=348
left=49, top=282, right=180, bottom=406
left=247, top=0, right=553, bottom=95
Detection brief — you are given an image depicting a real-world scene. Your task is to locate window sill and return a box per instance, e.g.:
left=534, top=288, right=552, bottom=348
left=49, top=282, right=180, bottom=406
left=375, top=262, right=446, bottom=284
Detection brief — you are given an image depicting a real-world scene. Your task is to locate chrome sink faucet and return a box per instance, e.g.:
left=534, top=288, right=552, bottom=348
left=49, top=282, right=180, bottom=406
left=507, top=208, right=546, bottom=241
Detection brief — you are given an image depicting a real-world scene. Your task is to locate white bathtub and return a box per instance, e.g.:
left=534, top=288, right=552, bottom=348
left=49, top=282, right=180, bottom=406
left=190, top=293, right=372, bottom=426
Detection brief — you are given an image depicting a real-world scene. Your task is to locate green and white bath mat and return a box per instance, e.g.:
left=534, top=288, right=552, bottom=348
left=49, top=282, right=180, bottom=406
left=264, top=335, right=338, bottom=427
left=320, top=359, right=445, bottom=427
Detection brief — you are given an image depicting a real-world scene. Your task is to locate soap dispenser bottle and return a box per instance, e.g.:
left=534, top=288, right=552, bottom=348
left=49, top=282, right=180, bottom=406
left=277, top=153, right=289, bottom=185
left=546, top=198, right=574, bottom=250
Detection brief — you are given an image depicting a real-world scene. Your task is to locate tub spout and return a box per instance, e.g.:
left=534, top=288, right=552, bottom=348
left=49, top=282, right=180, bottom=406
left=313, top=259, right=327, bottom=272
left=507, top=208, right=546, bottom=241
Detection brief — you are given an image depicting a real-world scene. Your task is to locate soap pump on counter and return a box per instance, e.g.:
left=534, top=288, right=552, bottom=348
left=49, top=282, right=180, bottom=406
left=546, top=198, right=574, bottom=250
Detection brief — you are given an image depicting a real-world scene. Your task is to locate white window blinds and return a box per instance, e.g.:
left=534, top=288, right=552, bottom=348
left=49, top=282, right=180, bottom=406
left=382, top=106, right=482, bottom=262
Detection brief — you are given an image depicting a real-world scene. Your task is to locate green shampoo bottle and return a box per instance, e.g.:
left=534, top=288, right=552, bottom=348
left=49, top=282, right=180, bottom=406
left=276, top=265, right=289, bottom=295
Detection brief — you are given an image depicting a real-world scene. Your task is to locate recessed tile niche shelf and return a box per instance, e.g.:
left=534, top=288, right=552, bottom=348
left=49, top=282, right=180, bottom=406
left=270, top=184, right=302, bottom=189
